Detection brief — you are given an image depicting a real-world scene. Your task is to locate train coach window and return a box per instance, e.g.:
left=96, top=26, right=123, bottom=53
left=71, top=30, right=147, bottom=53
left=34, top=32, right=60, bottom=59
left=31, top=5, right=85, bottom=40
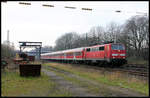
left=67, top=53, right=73, bottom=56
left=86, top=48, right=90, bottom=52
left=92, top=48, right=95, bottom=51
left=94, top=48, right=97, bottom=51
left=94, top=48, right=98, bottom=51
left=75, top=52, right=81, bottom=56
left=99, top=46, right=104, bottom=51
left=96, top=47, right=99, bottom=51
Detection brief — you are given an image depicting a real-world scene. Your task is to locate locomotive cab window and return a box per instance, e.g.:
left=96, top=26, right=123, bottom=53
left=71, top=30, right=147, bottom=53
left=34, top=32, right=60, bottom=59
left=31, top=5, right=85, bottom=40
left=99, top=46, right=104, bottom=51
left=111, top=44, right=125, bottom=50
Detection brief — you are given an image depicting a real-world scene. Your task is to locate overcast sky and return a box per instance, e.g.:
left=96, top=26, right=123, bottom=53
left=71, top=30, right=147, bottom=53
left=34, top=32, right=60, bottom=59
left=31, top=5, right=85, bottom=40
left=1, top=1, right=148, bottom=50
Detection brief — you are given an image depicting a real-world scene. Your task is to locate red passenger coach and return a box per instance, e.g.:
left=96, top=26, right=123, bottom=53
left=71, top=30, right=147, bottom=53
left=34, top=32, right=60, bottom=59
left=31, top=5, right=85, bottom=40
left=41, top=47, right=85, bottom=62
left=41, top=43, right=127, bottom=66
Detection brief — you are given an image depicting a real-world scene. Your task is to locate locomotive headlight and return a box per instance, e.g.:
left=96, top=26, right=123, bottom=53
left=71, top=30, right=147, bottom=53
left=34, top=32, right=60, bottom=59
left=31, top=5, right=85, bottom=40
left=112, top=54, right=118, bottom=56
left=120, top=54, right=125, bottom=56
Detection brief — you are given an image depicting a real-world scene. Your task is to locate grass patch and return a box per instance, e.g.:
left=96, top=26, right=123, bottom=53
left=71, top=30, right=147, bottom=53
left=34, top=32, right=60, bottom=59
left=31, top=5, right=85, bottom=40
left=43, top=62, right=149, bottom=96
left=1, top=68, right=72, bottom=97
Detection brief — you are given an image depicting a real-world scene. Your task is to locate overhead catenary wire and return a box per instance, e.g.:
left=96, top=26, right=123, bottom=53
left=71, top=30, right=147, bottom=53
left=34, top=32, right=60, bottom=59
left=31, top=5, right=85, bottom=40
left=17, top=2, right=148, bottom=15
left=2, top=1, right=148, bottom=14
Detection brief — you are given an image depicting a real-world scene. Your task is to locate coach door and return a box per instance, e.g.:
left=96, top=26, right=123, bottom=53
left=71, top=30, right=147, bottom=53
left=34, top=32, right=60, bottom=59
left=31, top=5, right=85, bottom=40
left=73, top=52, right=76, bottom=60
left=105, top=45, right=109, bottom=58
left=64, top=53, right=66, bottom=60
left=82, top=49, right=86, bottom=60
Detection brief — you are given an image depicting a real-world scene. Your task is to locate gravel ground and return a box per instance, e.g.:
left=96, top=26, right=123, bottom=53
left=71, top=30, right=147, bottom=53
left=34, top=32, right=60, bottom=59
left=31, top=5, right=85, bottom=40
left=42, top=68, right=97, bottom=96
left=42, top=65, right=147, bottom=97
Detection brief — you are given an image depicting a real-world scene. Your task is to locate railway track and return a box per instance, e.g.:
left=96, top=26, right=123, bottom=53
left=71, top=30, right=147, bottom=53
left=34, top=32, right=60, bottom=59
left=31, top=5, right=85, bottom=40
left=118, top=64, right=149, bottom=77
left=68, top=63, right=149, bottom=78
left=43, top=60, right=149, bottom=78
left=111, top=67, right=148, bottom=77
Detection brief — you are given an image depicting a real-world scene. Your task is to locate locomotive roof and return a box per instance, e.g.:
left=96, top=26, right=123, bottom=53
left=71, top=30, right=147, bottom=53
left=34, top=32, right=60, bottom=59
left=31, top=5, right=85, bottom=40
left=87, top=43, right=124, bottom=48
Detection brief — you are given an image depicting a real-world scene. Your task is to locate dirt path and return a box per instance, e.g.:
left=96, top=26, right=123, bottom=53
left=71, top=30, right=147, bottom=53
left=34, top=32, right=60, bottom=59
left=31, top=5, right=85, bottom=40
left=42, top=69, right=97, bottom=96
left=42, top=65, right=147, bottom=97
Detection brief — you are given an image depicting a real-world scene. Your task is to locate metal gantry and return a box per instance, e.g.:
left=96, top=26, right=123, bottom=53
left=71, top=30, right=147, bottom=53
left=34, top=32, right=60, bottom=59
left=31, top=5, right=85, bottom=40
left=19, top=41, right=42, bottom=60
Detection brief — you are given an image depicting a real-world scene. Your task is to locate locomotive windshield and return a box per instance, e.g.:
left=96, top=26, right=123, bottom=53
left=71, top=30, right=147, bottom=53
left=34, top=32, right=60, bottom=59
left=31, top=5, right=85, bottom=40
left=111, top=44, right=125, bottom=50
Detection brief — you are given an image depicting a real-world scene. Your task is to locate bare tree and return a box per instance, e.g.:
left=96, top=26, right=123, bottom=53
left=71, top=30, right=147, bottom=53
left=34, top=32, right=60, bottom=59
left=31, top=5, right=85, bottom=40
left=123, top=15, right=149, bottom=58
left=86, top=26, right=105, bottom=45
left=1, top=44, right=15, bottom=58
left=106, top=22, right=116, bottom=42
left=95, top=26, right=104, bottom=44
left=53, top=15, right=148, bottom=60
left=54, top=32, right=79, bottom=50
left=41, top=46, right=54, bottom=52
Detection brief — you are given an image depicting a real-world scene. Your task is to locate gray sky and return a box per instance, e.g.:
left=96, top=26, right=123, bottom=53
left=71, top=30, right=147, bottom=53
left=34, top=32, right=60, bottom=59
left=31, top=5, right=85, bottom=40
left=1, top=1, right=148, bottom=50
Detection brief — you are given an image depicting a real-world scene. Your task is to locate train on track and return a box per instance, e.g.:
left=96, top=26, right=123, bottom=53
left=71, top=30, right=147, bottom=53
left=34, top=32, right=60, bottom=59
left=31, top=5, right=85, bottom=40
left=41, top=43, right=127, bottom=66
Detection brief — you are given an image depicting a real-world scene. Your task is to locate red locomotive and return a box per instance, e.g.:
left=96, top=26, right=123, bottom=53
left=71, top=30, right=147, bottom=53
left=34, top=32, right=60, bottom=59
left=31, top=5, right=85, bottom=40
left=41, top=43, right=127, bottom=66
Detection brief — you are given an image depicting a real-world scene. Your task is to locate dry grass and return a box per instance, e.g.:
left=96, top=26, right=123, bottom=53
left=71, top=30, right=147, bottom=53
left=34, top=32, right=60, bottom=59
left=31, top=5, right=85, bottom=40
left=43, top=62, right=149, bottom=95
left=1, top=68, right=72, bottom=97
